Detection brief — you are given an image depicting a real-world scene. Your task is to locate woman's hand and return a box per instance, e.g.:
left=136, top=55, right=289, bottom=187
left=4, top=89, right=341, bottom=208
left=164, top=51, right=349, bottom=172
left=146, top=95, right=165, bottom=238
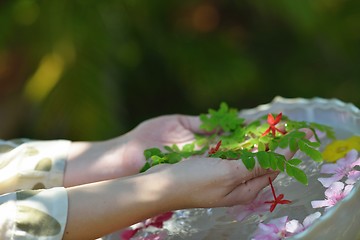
left=145, top=157, right=278, bottom=209
left=123, top=114, right=205, bottom=171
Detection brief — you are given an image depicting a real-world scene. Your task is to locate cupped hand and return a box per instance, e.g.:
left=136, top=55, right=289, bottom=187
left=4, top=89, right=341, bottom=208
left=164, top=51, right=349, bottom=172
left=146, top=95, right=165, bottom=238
left=122, top=114, right=205, bottom=173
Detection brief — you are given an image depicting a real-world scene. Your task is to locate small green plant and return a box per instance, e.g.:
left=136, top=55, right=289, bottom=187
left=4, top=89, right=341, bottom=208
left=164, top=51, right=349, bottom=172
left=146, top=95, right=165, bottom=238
left=140, top=102, right=335, bottom=185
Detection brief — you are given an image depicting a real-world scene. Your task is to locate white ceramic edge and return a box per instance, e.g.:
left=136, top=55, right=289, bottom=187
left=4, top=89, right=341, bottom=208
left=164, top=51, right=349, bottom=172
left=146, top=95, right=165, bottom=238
left=240, top=96, right=360, bottom=239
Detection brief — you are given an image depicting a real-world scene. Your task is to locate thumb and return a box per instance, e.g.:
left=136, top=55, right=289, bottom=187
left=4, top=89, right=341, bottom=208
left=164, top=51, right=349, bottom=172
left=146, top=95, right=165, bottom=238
left=178, top=115, right=209, bottom=135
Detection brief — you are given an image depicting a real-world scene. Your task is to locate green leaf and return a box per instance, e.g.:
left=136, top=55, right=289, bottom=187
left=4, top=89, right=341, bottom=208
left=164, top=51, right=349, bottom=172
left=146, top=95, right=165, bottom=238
left=278, top=131, right=306, bottom=149
left=241, top=151, right=256, bottom=170
left=258, top=141, right=266, bottom=151
left=194, top=134, right=210, bottom=146
left=211, top=150, right=239, bottom=159
left=276, top=154, right=285, bottom=172
left=256, top=151, right=270, bottom=169
left=167, top=152, right=182, bottom=164
left=164, top=146, right=174, bottom=152
left=182, top=143, right=195, bottom=152
left=151, top=155, right=165, bottom=165
left=291, top=167, right=308, bottom=185
left=289, top=137, right=298, bottom=152
left=298, top=139, right=323, bottom=162
left=286, top=164, right=294, bottom=177
left=268, top=140, right=278, bottom=151
left=259, top=135, right=271, bottom=143
left=269, top=153, right=278, bottom=170
left=140, top=162, right=151, bottom=173
left=171, top=144, right=180, bottom=152
left=144, top=148, right=162, bottom=159
left=245, top=120, right=261, bottom=134
left=287, top=158, right=302, bottom=166
left=302, top=139, right=321, bottom=148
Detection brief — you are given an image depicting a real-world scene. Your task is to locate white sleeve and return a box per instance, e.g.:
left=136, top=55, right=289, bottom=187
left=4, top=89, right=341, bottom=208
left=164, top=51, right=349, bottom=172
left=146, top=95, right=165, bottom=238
left=0, top=139, right=71, bottom=194
left=0, top=187, right=68, bottom=240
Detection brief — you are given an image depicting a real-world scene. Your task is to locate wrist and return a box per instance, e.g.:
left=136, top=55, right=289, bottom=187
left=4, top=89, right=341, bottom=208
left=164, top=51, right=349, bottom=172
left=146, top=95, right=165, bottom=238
left=140, top=168, right=192, bottom=211
left=65, top=135, right=135, bottom=187
left=65, top=172, right=179, bottom=239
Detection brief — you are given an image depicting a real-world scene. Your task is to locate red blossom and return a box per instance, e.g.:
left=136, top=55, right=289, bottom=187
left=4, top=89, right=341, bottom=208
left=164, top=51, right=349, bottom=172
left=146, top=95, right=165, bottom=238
left=148, top=211, right=174, bottom=228
left=262, top=112, right=286, bottom=137
left=120, top=212, right=174, bottom=240
left=208, top=140, right=222, bottom=155
left=121, top=228, right=140, bottom=240
left=264, top=177, right=291, bottom=212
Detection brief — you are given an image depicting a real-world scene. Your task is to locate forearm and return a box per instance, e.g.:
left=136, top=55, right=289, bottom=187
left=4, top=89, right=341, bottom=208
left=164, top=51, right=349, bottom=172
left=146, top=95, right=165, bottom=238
left=63, top=135, right=142, bottom=187
left=63, top=172, right=176, bottom=240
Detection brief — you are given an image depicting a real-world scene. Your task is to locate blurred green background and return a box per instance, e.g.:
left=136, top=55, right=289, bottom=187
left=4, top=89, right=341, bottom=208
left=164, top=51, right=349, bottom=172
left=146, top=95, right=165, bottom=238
left=1, top=0, right=359, bottom=141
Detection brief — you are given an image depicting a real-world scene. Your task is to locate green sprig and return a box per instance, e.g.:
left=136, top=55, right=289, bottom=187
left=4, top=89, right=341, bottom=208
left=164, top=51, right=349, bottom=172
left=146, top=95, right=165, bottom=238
left=140, top=102, right=334, bottom=185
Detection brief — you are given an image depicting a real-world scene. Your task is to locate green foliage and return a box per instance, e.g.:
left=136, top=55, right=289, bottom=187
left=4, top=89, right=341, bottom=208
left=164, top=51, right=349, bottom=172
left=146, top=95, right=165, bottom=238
left=140, top=143, right=207, bottom=172
left=200, top=102, right=244, bottom=132
left=141, top=102, right=334, bottom=185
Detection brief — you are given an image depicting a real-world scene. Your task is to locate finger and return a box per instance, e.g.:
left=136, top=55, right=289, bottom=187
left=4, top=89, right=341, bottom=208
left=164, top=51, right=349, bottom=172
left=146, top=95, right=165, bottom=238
left=225, top=172, right=278, bottom=206
left=226, top=159, right=276, bottom=185
left=178, top=115, right=211, bottom=135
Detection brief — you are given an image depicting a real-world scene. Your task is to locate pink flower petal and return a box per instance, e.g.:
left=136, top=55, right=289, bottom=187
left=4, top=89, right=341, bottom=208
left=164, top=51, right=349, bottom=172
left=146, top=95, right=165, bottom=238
left=350, top=158, right=360, bottom=168
left=302, top=212, right=321, bottom=228
left=343, top=184, right=354, bottom=196
left=269, top=216, right=288, bottom=228
left=258, top=222, right=277, bottom=233
left=252, top=216, right=288, bottom=240
left=343, top=149, right=358, bottom=164
left=285, top=219, right=303, bottom=234
left=324, top=182, right=344, bottom=198
left=320, top=163, right=339, bottom=174
left=312, top=182, right=353, bottom=211
left=346, top=170, right=360, bottom=184
left=232, top=209, right=252, bottom=222
left=311, top=199, right=332, bottom=209
left=228, top=189, right=273, bottom=222
left=318, top=175, right=343, bottom=188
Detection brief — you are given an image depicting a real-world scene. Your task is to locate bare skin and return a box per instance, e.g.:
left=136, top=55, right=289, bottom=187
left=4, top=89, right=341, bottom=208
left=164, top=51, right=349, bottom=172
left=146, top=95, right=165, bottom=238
left=64, top=115, right=204, bottom=187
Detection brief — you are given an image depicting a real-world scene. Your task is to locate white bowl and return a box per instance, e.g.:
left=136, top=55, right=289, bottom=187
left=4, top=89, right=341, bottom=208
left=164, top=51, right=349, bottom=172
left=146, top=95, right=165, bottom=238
left=239, top=96, right=360, bottom=240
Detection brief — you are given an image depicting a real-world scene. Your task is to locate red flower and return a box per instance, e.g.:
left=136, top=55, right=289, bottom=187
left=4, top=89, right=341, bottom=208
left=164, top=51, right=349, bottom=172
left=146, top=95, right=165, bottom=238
left=265, top=177, right=291, bottom=212
left=148, top=211, right=174, bottom=228
left=121, top=228, right=140, bottom=240
left=208, top=140, right=222, bottom=155
left=262, top=112, right=286, bottom=137
left=120, top=212, right=174, bottom=240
